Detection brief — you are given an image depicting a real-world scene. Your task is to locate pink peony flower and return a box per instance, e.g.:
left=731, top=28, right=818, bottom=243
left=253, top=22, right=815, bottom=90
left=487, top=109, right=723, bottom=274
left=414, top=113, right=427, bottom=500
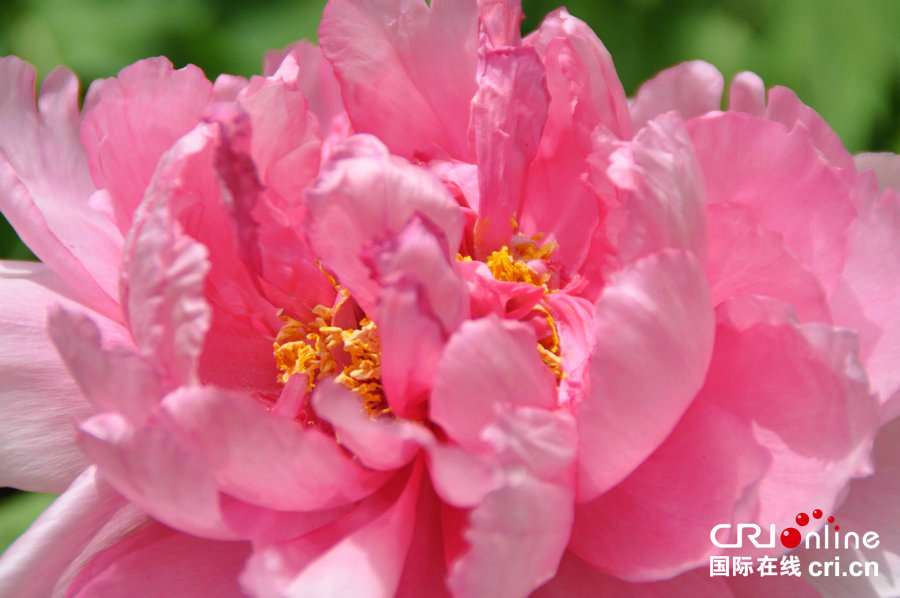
left=1, top=1, right=899, bottom=597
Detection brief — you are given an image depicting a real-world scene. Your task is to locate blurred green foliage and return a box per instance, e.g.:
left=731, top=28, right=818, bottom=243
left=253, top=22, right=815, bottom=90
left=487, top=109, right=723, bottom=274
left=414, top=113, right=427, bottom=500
left=1, top=0, right=899, bottom=551
left=0, top=492, right=56, bottom=552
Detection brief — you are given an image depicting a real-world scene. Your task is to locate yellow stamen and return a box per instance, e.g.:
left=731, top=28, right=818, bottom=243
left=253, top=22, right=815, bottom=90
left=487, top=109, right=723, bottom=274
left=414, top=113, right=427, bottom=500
left=457, top=240, right=565, bottom=382
left=273, top=306, right=390, bottom=416
left=485, top=245, right=551, bottom=287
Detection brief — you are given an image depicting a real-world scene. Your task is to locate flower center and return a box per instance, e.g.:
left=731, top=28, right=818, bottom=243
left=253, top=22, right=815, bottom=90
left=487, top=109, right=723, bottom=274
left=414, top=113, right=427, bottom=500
left=461, top=239, right=564, bottom=380
left=273, top=302, right=389, bottom=416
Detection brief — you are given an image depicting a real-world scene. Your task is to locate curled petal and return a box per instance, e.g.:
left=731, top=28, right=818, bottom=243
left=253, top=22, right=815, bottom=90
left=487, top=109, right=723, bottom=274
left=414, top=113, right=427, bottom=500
left=470, top=46, right=549, bottom=255
left=305, top=134, right=464, bottom=314
left=607, top=111, right=708, bottom=266
left=81, top=57, right=213, bottom=231
left=630, top=60, right=724, bottom=131
left=320, top=0, right=478, bottom=159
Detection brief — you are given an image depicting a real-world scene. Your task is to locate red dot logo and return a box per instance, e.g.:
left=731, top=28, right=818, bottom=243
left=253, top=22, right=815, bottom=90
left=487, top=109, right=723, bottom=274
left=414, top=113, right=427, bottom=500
left=812, top=509, right=823, bottom=519
left=781, top=527, right=802, bottom=548
left=796, top=512, right=810, bottom=526
left=827, top=516, right=835, bottom=523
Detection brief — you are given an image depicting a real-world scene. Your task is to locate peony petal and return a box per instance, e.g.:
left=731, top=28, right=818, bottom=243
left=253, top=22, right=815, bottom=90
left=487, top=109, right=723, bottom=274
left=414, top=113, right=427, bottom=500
left=728, top=71, right=766, bottom=116
left=395, top=475, right=451, bottom=598
left=312, top=381, right=430, bottom=471
left=425, top=443, right=500, bottom=508
left=577, top=249, right=714, bottom=500
left=570, top=401, right=770, bottom=581
left=263, top=40, right=344, bottom=137
left=533, top=551, right=737, bottom=598
left=698, top=295, right=879, bottom=532
left=159, top=386, right=391, bottom=511
left=519, top=33, right=602, bottom=272
left=607, top=111, right=708, bottom=266
left=305, top=134, right=464, bottom=314
left=0, top=59, right=121, bottom=318
left=235, top=59, right=322, bottom=202
left=765, top=86, right=855, bottom=171
left=0, top=467, right=138, bottom=598
left=855, top=152, right=900, bottom=194
left=706, top=203, right=832, bottom=322
left=80, top=57, right=213, bottom=231
left=448, top=406, right=576, bottom=598
left=120, top=189, right=210, bottom=388
left=803, top=416, right=900, bottom=597
left=319, top=0, right=478, bottom=159
left=687, top=111, right=857, bottom=293
left=832, top=188, right=900, bottom=417
left=47, top=306, right=163, bottom=422
left=371, top=216, right=468, bottom=333
left=0, top=261, right=130, bottom=492
left=67, top=523, right=250, bottom=598
left=544, top=293, right=595, bottom=406
left=195, top=105, right=333, bottom=327
left=630, top=60, right=724, bottom=131
left=525, top=8, right=632, bottom=140
left=242, top=463, right=422, bottom=598
left=375, top=279, right=446, bottom=419
left=470, top=46, right=549, bottom=255
left=77, top=412, right=241, bottom=540
left=430, top=315, right=557, bottom=450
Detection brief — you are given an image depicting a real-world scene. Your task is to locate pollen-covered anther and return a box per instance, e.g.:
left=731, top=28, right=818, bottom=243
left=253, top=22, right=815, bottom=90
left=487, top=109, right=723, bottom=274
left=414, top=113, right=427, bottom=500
left=273, top=306, right=390, bottom=416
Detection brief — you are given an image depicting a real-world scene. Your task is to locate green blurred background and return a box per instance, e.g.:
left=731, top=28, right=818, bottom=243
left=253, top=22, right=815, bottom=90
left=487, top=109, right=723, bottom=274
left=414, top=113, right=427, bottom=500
left=1, top=0, right=899, bottom=551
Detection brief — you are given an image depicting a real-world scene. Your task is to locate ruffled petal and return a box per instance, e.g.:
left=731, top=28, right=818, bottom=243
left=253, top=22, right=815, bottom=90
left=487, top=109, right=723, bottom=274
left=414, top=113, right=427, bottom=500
left=80, top=57, right=213, bottom=231
left=699, top=295, right=879, bottom=531
left=577, top=249, right=714, bottom=500
left=706, top=203, right=831, bottom=322
left=630, top=60, right=724, bottom=131
left=305, top=134, right=464, bottom=314
left=0, top=58, right=121, bottom=318
left=607, top=111, right=708, bottom=266
left=525, top=8, right=631, bottom=140
left=67, top=523, right=250, bottom=598
left=235, top=57, right=322, bottom=203
left=831, top=189, right=900, bottom=415
left=447, top=406, right=576, bottom=598
left=470, top=46, right=549, bottom=255
left=319, top=0, right=479, bottom=159
left=159, top=386, right=391, bottom=511
left=430, top=315, right=557, bottom=450
left=764, top=86, right=855, bottom=171
left=120, top=185, right=210, bottom=389
left=263, top=40, right=344, bottom=136
left=688, top=111, right=857, bottom=293
left=0, top=262, right=129, bottom=492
